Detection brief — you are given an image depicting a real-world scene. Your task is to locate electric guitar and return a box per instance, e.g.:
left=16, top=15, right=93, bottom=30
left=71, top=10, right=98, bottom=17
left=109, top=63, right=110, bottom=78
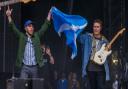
left=92, top=28, right=126, bottom=65
left=0, top=0, right=36, bottom=8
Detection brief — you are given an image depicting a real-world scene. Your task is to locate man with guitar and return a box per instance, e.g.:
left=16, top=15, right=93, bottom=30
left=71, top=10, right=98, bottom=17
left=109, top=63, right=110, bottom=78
left=78, top=19, right=110, bottom=89
left=6, top=6, right=52, bottom=78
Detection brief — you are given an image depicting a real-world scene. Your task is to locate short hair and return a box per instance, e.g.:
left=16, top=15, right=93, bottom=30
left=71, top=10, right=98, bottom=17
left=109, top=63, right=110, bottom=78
left=93, top=19, right=103, bottom=28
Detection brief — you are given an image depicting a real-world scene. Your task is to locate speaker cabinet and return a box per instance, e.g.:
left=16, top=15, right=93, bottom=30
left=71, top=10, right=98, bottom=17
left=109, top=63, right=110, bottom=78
left=6, top=78, right=44, bottom=89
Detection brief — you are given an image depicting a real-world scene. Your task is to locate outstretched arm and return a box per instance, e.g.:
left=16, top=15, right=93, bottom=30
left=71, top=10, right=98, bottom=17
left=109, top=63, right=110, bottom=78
left=6, top=6, right=21, bottom=36
left=37, top=9, right=52, bottom=37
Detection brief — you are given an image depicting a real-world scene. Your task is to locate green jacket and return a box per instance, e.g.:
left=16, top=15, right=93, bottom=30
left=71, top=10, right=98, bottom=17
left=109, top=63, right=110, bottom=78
left=9, top=20, right=51, bottom=68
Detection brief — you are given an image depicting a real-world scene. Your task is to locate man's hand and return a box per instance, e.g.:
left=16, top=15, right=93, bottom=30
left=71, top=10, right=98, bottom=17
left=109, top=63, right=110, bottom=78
left=6, top=6, right=13, bottom=22
left=46, top=47, right=54, bottom=64
left=46, top=8, right=52, bottom=21
left=6, top=6, right=13, bottom=17
left=106, top=44, right=111, bottom=51
left=46, top=47, right=51, bottom=56
left=49, top=57, right=54, bottom=64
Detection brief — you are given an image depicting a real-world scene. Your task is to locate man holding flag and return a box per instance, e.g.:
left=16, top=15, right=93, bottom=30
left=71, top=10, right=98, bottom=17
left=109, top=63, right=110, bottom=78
left=6, top=6, right=52, bottom=78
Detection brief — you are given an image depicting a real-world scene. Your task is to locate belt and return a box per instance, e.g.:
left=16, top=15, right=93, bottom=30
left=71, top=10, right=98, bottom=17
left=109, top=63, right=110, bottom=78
left=23, top=63, right=37, bottom=67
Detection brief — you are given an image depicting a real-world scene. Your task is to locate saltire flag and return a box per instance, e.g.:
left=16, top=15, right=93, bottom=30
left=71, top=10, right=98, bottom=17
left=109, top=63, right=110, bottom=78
left=51, top=7, right=88, bottom=59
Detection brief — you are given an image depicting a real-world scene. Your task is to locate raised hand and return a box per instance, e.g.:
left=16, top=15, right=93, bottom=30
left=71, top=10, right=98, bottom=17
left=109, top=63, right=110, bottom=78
left=46, top=47, right=54, bottom=64
left=6, top=6, right=13, bottom=17
left=6, top=6, right=13, bottom=22
left=47, top=8, right=52, bottom=21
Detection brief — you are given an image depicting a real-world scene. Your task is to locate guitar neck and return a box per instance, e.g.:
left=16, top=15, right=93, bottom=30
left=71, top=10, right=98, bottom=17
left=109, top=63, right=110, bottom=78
left=108, top=30, right=124, bottom=47
left=0, top=0, right=20, bottom=7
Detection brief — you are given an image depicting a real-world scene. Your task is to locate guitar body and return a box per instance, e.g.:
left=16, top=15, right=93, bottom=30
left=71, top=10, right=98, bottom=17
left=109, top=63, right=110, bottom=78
left=92, top=44, right=112, bottom=65
left=92, top=28, right=125, bottom=65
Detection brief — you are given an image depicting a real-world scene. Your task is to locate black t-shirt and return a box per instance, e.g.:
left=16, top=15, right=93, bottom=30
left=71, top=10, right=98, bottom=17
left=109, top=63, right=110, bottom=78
left=87, top=60, right=105, bottom=71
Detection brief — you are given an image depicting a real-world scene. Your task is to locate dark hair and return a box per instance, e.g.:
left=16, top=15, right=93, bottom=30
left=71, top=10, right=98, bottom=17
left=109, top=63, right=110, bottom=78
left=93, top=19, right=103, bottom=28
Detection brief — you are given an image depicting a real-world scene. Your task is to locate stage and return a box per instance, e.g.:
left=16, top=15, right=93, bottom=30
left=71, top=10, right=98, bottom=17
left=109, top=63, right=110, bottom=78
left=0, top=0, right=128, bottom=89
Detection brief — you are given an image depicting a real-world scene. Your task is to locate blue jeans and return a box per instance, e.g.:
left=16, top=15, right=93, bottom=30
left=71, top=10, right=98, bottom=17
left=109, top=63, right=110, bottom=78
left=20, top=65, right=38, bottom=78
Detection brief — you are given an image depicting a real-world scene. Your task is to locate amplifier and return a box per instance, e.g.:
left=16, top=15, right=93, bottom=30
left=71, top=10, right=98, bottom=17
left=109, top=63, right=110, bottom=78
left=6, top=78, right=44, bottom=89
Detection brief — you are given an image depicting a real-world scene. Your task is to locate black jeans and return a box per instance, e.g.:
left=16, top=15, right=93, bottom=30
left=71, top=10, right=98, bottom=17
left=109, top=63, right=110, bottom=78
left=87, top=71, right=106, bottom=89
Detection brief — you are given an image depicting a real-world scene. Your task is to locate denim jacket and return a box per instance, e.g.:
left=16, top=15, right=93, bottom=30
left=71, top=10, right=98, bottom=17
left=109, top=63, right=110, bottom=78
left=78, top=32, right=110, bottom=81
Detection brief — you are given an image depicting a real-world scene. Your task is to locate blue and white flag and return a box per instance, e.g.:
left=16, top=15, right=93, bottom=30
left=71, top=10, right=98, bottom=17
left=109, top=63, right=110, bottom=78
left=51, top=7, right=88, bottom=59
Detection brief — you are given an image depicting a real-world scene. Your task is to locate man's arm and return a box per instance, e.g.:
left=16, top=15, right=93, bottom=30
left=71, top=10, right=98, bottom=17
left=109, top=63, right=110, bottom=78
left=6, top=6, right=21, bottom=36
left=46, top=47, right=54, bottom=64
left=77, top=32, right=89, bottom=44
left=37, top=9, right=52, bottom=37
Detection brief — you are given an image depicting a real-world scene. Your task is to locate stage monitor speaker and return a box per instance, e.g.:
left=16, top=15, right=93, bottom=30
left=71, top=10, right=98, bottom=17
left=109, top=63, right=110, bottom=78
left=6, top=78, right=44, bottom=89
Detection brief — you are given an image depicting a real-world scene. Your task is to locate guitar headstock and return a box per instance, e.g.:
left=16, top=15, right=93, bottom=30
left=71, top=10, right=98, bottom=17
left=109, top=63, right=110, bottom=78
left=21, top=0, right=36, bottom=4
left=118, top=28, right=126, bottom=35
